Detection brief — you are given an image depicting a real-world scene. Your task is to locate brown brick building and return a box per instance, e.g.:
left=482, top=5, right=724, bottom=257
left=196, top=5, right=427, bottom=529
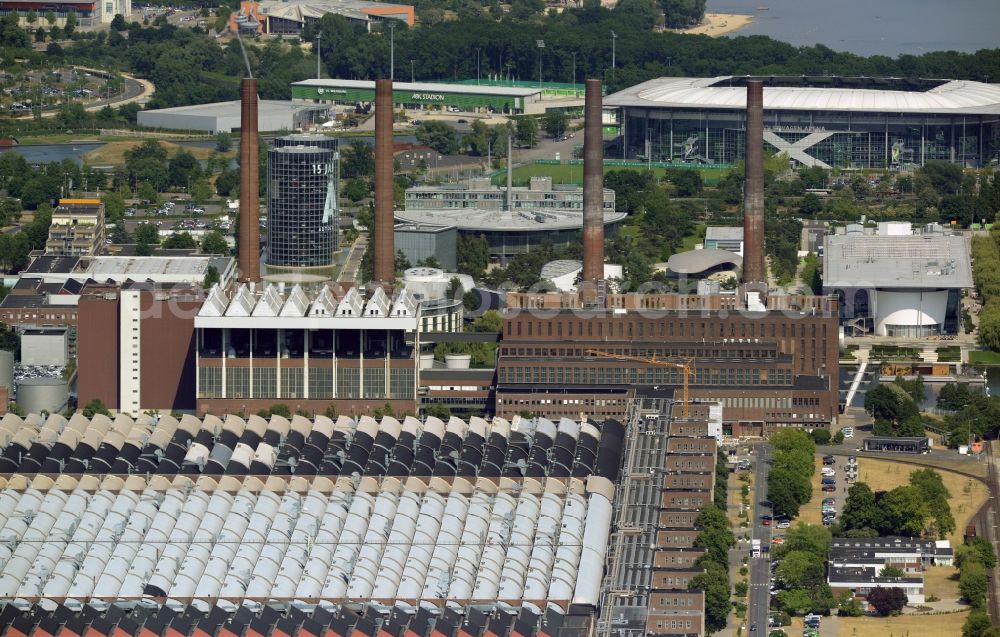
left=496, top=302, right=840, bottom=432
left=78, top=284, right=201, bottom=414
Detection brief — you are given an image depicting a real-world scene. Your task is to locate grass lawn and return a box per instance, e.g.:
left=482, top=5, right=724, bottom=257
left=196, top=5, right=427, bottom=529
left=680, top=223, right=706, bottom=252
left=838, top=610, right=968, bottom=637
left=855, top=457, right=988, bottom=546
left=495, top=163, right=728, bottom=186
left=969, top=349, right=1000, bottom=365
left=82, top=140, right=235, bottom=165
left=923, top=564, right=960, bottom=601
left=793, top=455, right=824, bottom=527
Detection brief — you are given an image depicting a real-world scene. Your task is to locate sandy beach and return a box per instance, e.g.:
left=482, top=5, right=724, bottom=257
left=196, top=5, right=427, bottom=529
left=675, top=12, right=755, bottom=37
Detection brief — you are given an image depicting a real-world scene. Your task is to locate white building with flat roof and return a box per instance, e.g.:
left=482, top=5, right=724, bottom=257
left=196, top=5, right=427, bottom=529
left=823, top=223, right=972, bottom=337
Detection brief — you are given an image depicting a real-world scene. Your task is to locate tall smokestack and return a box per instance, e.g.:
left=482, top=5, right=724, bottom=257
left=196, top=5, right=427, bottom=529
left=742, top=80, right=765, bottom=287
left=582, top=78, right=605, bottom=288
left=373, top=78, right=394, bottom=286
left=238, top=78, right=261, bottom=284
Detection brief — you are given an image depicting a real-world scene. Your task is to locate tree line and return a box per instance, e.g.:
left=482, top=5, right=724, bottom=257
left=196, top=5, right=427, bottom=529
left=766, top=429, right=816, bottom=519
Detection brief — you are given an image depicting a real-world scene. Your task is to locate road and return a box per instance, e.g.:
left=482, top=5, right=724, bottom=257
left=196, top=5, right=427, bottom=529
left=748, top=443, right=773, bottom=635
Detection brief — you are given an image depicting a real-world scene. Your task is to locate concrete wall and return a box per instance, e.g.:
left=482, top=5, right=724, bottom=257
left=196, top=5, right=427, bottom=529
left=21, top=330, right=68, bottom=366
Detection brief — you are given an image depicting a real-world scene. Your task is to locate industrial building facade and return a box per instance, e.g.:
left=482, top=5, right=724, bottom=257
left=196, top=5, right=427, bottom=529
left=193, top=284, right=421, bottom=416
left=495, top=305, right=840, bottom=433
left=266, top=138, right=340, bottom=271
left=605, top=76, right=1000, bottom=168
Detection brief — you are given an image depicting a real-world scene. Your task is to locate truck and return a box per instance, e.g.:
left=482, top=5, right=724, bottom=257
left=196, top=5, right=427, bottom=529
left=751, top=539, right=762, bottom=558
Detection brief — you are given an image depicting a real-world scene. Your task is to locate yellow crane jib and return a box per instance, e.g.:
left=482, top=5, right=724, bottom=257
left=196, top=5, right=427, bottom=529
left=585, top=350, right=696, bottom=419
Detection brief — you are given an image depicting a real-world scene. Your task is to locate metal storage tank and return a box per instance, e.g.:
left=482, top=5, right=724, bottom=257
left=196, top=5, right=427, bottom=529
left=0, top=350, right=13, bottom=393
left=17, top=378, right=69, bottom=415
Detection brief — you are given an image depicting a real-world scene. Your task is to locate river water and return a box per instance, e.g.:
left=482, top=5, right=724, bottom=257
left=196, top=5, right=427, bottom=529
left=708, top=0, right=1000, bottom=57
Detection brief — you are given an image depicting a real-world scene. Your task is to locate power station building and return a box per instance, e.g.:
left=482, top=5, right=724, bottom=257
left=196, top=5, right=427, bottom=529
left=396, top=177, right=625, bottom=262
left=266, top=134, right=340, bottom=275
left=604, top=76, right=1000, bottom=168
left=193, top=283, right=422, bottom=416
left=823, top=222, right=973, bottom=337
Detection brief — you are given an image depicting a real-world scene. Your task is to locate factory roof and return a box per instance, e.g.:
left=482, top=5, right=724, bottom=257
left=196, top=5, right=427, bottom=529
left=604, top=76, right=1000, bottom=115
left=0, top=412, right=621, bottom=616
left=822, top=232, right=972, bottom=289
left=139, top=99, right=324, bottom=118
left=540, top=259, right=583, bottom=280
left=704, top=226, right=744, bottom=241
left=827, top=566, right=923, bottom=585
left=665, top=249, right=741, bottom=275
left=83, top=256, right=231, bottom=278
left=394, top=208, right=626, bottom=232
left=292, top=78, right=541, bottom=98
left=257, top=0, right=413, bottom=24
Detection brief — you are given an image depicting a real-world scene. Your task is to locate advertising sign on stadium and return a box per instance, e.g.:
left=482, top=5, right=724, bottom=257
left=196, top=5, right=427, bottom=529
left=411, top=93, right=445, bottom=101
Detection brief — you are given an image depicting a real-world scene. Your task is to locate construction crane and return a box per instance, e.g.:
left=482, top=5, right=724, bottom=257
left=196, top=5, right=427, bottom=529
left=585, top=350, right=696, bottom=419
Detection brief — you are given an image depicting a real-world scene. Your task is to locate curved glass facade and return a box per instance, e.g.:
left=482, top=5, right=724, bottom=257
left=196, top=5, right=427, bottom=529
left=620, top=107, right=999, bottom=169
left=266, top=140, right=339, bottom=268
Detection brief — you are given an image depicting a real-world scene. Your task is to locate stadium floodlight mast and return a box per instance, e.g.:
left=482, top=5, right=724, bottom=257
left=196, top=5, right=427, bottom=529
left=315, top=31, right=321, bottom=79
left=536, top=39, right=545, bottom=89
left=476, top=47, right=481, bottom=85
left=611, top=30, right=617, bottom=81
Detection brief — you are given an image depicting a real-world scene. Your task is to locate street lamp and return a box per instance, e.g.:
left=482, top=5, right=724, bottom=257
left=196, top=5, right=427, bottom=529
left=388, top=21, right=396, bottom=81
left=476, top=47, right=481, bottom=85
left=572, top=51, right=577, bottom=96
left=611, top=30, right=617, bottom=82
left=536, top=39, right=545, bottom=89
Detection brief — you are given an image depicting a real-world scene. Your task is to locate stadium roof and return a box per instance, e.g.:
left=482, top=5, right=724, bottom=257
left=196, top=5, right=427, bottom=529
left=665, top=249, right=741, bottom=275
left=605, top=76, right=1000, bottom=115
left=822, top=233, right=972, bottom=289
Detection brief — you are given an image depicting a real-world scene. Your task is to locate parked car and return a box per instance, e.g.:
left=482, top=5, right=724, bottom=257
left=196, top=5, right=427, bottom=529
left=848, top=455, right=857, bottom=464
left=822, top=484, right=836, bottom=492
left=842, top=427, right=854, bottom=438
left=823, top=455, right=836, bottom=465
left=776, top=520, right=790, bottom=529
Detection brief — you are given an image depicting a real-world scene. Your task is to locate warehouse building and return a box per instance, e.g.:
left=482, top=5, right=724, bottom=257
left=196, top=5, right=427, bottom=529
left=0, top=411, right=623, bottom=635
left=230, top=0, right=413, bottom=35
left=823, top=222, right=972, bottom=337
left=292, top=79, right=544, bottom=115
left=604, top=75, right=1000, bottom=168
left=137, top=100, right=326, bottom=134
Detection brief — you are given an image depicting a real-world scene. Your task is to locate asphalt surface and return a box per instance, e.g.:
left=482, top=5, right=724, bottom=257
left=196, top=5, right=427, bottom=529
left=748, top=443, right=772, bottom=635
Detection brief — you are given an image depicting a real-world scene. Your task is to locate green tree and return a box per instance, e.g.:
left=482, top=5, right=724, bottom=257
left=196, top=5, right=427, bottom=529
left=268, top=403, right=292, bottom=418
left=775, top=550, right=826, bottom=590
left=45, top=10, right=56, bottom=25
left=964, top=537, right=998, bottom=570
left=810, top=428, right=831, bottom=445
left=201, top=230, right=229, bottom=255
left=776, top=523, right=832, bottom=560
left=82, top=399, right=110, bottom=418
left=514, top=116, right=538, bottom=148
left=837, top=590, right=864, bottom=617
left=879, top=565, right=905, bottom=578
left=110, top=224, right=130, bottom=244
left=102, top=192, right=126, bottom=224
left=775, top=588, right=813, bottom=615
left=659, top=0, right=706, bottom=28
left=799, top=192, right=823, bottom=216
left=864, top=383, right=919, bottom=431
left=137, top=181, right=159, bottom=203
left=415, top=121, right=460, bottom=155
left=423, top=402, right=451, bottom=419
left=841, top=482, right=882, bottom=535
left=136, top=242, right=153, bottom=256
left=881, top=485, right=930, bottom=537
left=203, top=264, right=220, bottom=288
left=959, top=560, right=988, bottom=608
left=963, top=610, right=1000, bottom=637
left=63, top=10, right=76, bottom=36
left=215, top=131, right=233, bottom=152
left=163, top=232, right=196, bottom=249
left=110, top=13, right=126, bottom=30
left=909, top=468, right=955, bottom=539
left=688, top=560, right=729, bottom=633
left=543, top=110, right=569, bottom=138
left=134, top=223, right=160, bottom=245
left=26, top=9, right=37, bottom=24
left=191, top=180, right=213, bottom=203
left=342, top=142, right=375, bottom=179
